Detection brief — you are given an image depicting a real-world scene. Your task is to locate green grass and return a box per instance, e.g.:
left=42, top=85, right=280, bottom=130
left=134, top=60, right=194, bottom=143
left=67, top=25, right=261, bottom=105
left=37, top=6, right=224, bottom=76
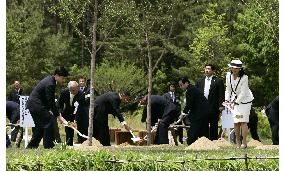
left=7, top=108, right=278, bottom=170
left=7, top=145, right=279, bottom=171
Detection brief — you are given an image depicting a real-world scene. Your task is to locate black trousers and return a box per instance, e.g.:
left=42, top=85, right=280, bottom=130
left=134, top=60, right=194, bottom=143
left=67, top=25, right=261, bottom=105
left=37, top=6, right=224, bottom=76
left=6, top=134, right=11, bottom=148
left=10, top=126, right=20, bottom=142
left=93, top=120, right=110, bottom=146
left=62, top=114, right=75, bottom=146
left=26, top=109, right=55, bottom=149
left=187, top=118, right=209, bottom=145
left=208, top=114, right=219, bottom=140
left=248, top=114, right=260, bottom=141
left=9, top=112, right=20, bottom=142
left=268, top=117, right=279, bottom=145
left=76, top=107, right=89, bottom=143
left=156, top=110, right=178, bottom=144
left=65, top=126, right=74, bottom=146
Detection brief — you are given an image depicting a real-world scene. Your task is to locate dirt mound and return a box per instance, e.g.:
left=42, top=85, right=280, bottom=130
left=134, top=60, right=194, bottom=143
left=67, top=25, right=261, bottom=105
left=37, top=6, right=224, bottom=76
left=185, top=137, right=220, bottom=150
left=213, top=138, right=232, bottom=147
left=81, top=138, right=103, bottom=147
left=255, top=145, right=279, bottom=150
left=247, top=140, right=263, bottom=147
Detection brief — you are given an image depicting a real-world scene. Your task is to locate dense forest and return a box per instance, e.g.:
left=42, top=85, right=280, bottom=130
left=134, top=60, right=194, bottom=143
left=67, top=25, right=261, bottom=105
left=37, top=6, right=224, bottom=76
left=6, top=0, right=278, bottom=106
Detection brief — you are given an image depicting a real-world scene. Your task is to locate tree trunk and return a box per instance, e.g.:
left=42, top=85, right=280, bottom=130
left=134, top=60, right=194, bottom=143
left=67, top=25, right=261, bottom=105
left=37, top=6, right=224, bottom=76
left=81, top=18, right=85, bottom=67
left=87, top=0, right=98, bottom=146
left=145, top=31, right=152, bottom=146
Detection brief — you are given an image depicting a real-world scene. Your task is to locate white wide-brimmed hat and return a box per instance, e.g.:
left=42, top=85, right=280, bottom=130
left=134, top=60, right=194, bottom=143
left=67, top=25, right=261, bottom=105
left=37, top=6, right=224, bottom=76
left=228, top=59, right=243, bottom=68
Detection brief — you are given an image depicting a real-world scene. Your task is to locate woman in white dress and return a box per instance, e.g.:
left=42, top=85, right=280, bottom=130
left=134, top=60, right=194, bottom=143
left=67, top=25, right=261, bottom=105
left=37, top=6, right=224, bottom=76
left=225, top=59, right=254, bottom=148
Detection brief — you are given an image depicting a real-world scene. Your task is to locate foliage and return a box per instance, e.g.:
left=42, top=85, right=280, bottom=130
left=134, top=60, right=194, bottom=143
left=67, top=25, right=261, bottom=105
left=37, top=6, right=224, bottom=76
left=256, top=109, right=272, bottom=140
left=95, top=60, right=147, bottom=96
left=6, top=0, right=76, bottom=95
left=7, top=146, right=278, bottom=170
left=188, top=3, right=232, bottom=80
left=6, top=0, right=279, bottom=107
left=234, top=0, right=278, bottom=104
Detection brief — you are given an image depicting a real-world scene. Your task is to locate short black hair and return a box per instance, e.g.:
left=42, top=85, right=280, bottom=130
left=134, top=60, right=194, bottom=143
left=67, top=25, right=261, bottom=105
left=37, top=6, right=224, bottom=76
left=79, top=76, right=86, bottom=80
left=54, top=67, right=69, bottom=77
left=230, top=68, right=245, bottom=77
left=178, top=77, right=190, bottom=84
left=205, top=64, right=216, bottom=71
left=168, top=83, right=176, bottom=90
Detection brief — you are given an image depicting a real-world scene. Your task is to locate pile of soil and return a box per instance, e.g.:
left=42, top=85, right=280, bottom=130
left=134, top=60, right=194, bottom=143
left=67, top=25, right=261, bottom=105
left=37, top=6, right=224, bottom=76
left=72, top=138, right=101, bottom=151
left=213, top=138, right=232, bottom=147
left=81, top=138, right=103, bottom=147
left=185, top=137, right=220, bottom=150
left=255, top=145, right=279, bottom=150
left=247, top=140, right=263, bottom=147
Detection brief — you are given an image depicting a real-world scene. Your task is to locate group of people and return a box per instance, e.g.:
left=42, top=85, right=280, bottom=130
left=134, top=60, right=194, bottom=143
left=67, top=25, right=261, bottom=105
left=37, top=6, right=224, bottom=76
left=6, top=59, right=279, bottom=148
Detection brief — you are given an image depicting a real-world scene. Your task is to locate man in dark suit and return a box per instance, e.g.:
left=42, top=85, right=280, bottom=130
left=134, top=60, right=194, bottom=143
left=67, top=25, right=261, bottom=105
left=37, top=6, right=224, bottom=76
left=58, top=81, right=87, bottom=146
left=163, top=83, right=183, bottom=143
left=75, top=78, right=99, bottom=144
left=265, top=96, right=279, bottom=145
left=6, top=101, right=21, bottom=143
left=93, top=91, right=131, bottom=146
left=195, top=64, right=225, bottom=140
left=7, top=80, right=23, bottom=104
left=178, top=77, right=210, bottom=145
left=79, top=77, right=88, bottom=93
left=26, top=67, right=69, bottom=149
left=138, top=95, right=180, bottom=144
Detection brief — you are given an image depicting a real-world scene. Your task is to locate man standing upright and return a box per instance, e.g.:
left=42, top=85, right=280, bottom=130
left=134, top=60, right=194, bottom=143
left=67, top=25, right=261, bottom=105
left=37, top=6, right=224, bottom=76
left=8, top=80, right=23, bottom=104
left=79, top=77, right=87, bottom=93
left=195, top=64, right=225, bottom=140
left=26, top=67, right=69, bottom=149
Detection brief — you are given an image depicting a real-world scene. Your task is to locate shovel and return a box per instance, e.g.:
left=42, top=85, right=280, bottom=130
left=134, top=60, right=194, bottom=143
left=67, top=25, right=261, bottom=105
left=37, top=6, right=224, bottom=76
left=143, top=124, right=158, bottom=140
left=64, top=124, right=89, bottom=139
left=129, top=130, right=142, bottom=142
left=222, top=102, right=243, bottom=119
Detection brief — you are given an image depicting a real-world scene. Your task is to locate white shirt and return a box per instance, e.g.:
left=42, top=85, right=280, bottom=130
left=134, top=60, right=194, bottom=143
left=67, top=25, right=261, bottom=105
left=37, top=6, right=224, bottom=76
left=204, top=76, right=213, bottom=99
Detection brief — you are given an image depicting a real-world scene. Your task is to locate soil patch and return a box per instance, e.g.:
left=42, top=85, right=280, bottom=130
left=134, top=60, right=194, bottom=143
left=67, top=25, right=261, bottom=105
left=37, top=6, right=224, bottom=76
left=247, top=140, right=263, bottom=147
left=185, top=137, right=220, bottom=150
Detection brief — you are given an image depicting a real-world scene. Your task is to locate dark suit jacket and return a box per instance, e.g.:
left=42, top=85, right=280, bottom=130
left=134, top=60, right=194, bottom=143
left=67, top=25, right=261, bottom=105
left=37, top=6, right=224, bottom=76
left=183, top=84, right=210, bottom=121
left=26, top=75, right=60, bottom=117
left=58, top=88, right=86, bottom=121
left=163, top=92, right=181, bottom=107
left=141, top=95, right=178, bottom=126
left=94, top=92, right=125, bottom=124
left=6, top=101, right=20, bottom=123
left=195, top=76, right=225, bottom=115
left=7, top=88, right=23, bottom=104
left=265, top=96, right=279, bottom=125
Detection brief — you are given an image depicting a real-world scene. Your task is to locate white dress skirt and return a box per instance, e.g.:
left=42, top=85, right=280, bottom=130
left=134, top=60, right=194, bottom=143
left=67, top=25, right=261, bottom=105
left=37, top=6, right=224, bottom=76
left=233, top=103, right=252, bottom=123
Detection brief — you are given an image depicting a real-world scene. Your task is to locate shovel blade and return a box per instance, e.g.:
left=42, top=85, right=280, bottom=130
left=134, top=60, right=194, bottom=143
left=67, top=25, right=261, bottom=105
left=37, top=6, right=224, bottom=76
left=131, top=137, right=142, bottom=142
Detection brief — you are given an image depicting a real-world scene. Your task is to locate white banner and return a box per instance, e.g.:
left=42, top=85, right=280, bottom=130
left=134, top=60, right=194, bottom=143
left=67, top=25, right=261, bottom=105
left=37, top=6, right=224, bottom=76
left=19, top=96, right=35, bottom=127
